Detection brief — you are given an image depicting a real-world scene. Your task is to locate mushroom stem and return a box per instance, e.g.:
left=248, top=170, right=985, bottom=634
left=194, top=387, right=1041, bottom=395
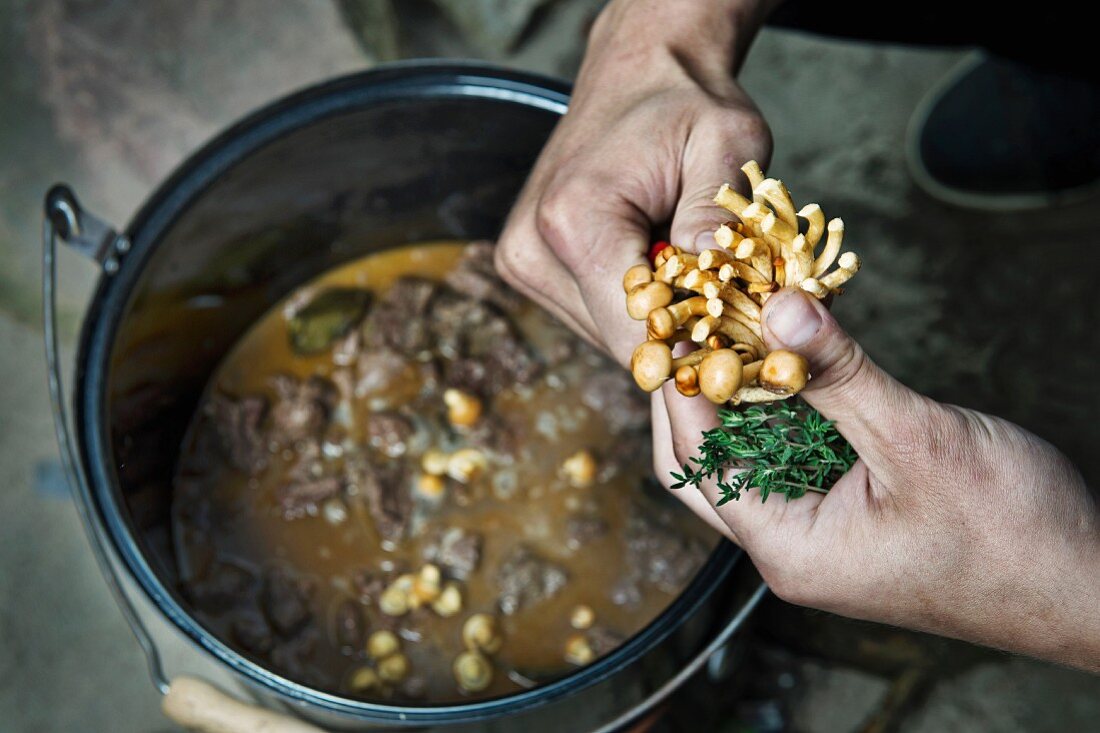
left=818, top=252, right=861, bottom=289
left=718, top=261, right=768, bottom=284
left=730, top=385, right=787, bottom=405
left=698, top=248, right=736, bottom=271
left=741, top=161, right=765, bottom=197
left=714, top=223, right=743, bottom=249
left=702, top=281, right=762, bottom=323
left=761, top=210, right=798, bottom=243
left=647, top=296, right=709, bottom=339
left=681, top=268, right=720, bottom=292
left=812, top=218, right=844, bottom=277
left=664, top=253, right=699, bottom=278
left=671, top=348, right=711, bottom=369
left=734, top=238, right=773, bottom=281
left=714, top=183, right=752, bottom=216
left=754, top=178, right=798, bottom=226
left=798, top=203, right=825, bottom=249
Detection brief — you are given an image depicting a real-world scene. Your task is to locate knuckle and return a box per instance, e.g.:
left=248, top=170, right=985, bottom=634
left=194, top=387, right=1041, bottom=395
left=733, top=111, right=772, bottom=154
left=887, top=403, right=993, bottom=487
left=493, top=236, right=526, bottom=286
left=815, top=342, right=872, bottom=404
left=703, top=106, right=772, bottom=160
left=535, top=178, right=605, bottom=269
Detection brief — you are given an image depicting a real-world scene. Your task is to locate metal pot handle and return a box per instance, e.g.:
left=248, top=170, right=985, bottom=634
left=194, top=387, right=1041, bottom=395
left=588, top=581, right=767, bottom=733
left=42, top=185, right=170, bottom=697
left=42, top=184, right=768, bottom=730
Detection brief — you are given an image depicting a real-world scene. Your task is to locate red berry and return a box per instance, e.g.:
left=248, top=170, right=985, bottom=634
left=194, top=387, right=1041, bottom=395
left=648, top=240, right=671, bottom=265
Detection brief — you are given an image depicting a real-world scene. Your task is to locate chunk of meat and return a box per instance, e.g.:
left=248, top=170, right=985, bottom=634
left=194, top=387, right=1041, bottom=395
left=186, top=559, right=257, bottom=613
left=230, top=611, right=275, bottom=655
left=610, top=577, right=643, bottom=609
left=465, top=413, right=521, bottom=458
left=346, top=456, right=411, bottom=544
left=430, top=293, right=496, bottom=360
left=269, top=626, right=322, bottom=686
left=444, top=241, right=523, bottom=313
left=363, top=278, right=438, bottom=356
left=261, top=568, right=314, bottom=637
left=332, top=598, right=366, bottom=649
left=365, top=411, right=414, bottom=458
left=496, top=546, right=568, bottom=615
left=565, top=515, right=609, bottom=551
left=348, top=346, right=420, bottom=405
left=269, top=375, right=336, bottom=446
left=205, top=393, right=269, bottom=474
left=432, top=292, right=540, bottom=394
left=624, top=509, right=707, bottom=593
left=422, top=527, right=482, bottom=580
left=581, top=371, right=650, bottom=434
left=275, top=441, right=342, bottom=520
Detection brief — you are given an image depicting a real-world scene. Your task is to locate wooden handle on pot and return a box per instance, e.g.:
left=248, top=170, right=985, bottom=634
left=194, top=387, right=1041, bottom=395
left=162, top=676, right=326, bottom=733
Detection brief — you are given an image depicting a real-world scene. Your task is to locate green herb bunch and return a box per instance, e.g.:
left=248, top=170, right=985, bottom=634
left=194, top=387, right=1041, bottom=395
left=671, top=401, right=857, bottom=505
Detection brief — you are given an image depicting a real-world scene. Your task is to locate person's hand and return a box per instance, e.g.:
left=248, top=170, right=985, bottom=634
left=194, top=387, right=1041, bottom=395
left=496, top=0, right=776, bottom=364
left=656, top=287, right=1100, bottom=672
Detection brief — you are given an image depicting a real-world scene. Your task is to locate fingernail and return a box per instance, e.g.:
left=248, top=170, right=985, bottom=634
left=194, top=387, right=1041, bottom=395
left=766, top=289, right=822, bottom=348
left=694, top=230, right=716, bottom=250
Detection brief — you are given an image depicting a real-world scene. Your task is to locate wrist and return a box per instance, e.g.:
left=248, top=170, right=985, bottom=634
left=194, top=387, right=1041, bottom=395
left=588, top=0, right=778, bottom=81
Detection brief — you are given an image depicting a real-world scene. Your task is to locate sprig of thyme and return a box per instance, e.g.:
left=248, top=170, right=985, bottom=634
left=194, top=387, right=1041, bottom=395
left=670, top=401, right=857, bottom=505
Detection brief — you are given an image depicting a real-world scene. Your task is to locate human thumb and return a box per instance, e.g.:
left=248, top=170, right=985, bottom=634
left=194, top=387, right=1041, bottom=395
left=761, top=288, right=929, bottom=459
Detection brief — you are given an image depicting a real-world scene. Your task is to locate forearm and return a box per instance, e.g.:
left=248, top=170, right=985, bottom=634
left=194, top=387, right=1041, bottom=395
left=986, top=520, right=1100, bottom=672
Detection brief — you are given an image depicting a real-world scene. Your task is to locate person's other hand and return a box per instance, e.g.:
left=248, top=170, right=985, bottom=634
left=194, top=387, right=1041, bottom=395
left=656, top=287, right=1100, bottom=672
left=496, top=0, right=776, bottom=364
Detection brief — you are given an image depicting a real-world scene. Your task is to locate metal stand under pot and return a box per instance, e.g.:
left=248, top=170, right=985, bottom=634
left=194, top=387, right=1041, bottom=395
left=42, top=62, right=766, bottom=732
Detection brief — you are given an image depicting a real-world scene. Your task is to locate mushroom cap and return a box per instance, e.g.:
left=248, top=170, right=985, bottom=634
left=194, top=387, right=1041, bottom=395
left=622, top=263, right=654, bottom=293
left=645, top=307, right=676, bottom=340
left=630, top=340, right=673, bottom=392
left=626, top=281, right=674, bottom=320
left=697, top=349, right=744, bottom=404
left=759, top=349, right=810, bottom=395
left=674, top=364, right=701, bottom=397
left=454, top=651, right=493, bottom=692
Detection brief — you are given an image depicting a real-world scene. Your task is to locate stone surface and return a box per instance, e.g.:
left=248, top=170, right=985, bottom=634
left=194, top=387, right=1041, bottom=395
left=791, top=662, right=891, bottom=733
left=1, top=1, right=1098, bottom=732
left=431, top=0, right=557, bottom=57
left=901, top=659, right=1100, bottom=733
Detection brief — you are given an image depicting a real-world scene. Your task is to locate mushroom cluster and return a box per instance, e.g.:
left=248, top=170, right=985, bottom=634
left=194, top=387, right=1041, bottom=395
left=626, top=161, right=861, bottom=404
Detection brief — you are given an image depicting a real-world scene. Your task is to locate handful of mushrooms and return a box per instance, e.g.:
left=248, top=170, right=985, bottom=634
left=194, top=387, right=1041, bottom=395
left=626, top=161, right=861, bottom=404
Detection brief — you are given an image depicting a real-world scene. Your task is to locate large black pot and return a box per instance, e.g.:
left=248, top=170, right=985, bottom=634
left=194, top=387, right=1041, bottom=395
left=43, top=63, right=763, bottom=731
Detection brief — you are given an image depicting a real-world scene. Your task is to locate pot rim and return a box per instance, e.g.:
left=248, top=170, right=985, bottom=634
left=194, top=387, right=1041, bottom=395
left=74, top=61, right=742, bottom=724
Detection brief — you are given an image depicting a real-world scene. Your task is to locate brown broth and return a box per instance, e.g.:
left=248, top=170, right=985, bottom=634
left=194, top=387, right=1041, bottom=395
left=171, top=242, right=716, bottom=703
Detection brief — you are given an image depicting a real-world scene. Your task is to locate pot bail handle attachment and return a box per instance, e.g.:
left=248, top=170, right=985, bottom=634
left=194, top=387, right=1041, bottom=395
left=42, top=184, right=169, bottom=697
left=44, top=184, right=131, bottom=271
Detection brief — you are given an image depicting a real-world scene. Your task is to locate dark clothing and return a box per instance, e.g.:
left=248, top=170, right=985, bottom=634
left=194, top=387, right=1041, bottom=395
left=771, top=2, right=1100, bottom=82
